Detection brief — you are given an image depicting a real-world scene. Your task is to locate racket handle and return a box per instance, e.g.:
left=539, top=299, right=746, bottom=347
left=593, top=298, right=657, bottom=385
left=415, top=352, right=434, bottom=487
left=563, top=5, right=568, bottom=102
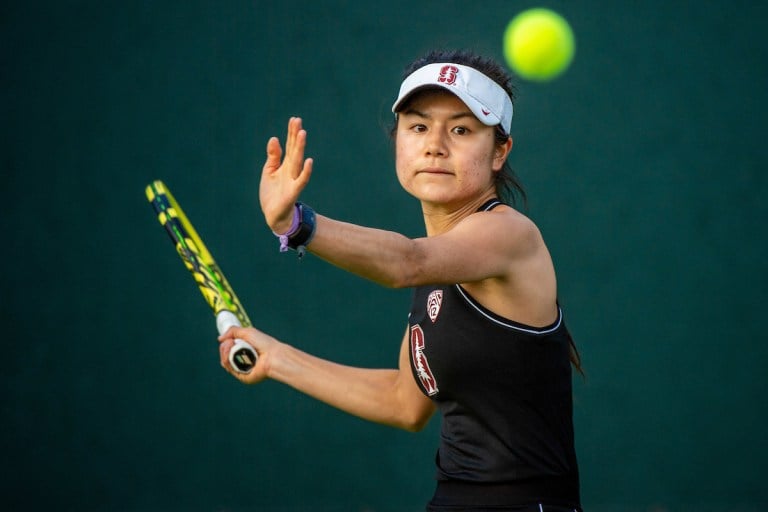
left=216, top=310, right=258, bottom=374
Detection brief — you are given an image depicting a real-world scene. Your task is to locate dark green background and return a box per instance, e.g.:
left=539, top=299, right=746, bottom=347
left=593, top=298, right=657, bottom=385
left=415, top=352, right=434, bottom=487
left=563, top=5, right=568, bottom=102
left=3, top=1, right=766, bottom=510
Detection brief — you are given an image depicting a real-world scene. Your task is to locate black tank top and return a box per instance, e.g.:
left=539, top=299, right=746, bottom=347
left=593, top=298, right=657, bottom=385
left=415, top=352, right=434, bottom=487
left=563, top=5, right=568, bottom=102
left=407, top=200, right=580, bottom=508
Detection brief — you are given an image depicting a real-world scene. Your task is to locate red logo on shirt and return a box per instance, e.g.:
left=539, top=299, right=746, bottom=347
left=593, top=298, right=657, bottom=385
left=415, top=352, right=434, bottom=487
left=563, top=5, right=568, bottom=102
left=410, top=324, right=438, bottom=396
left=427, top=290, right=443, bottom=323
left=437, top=65, right=459, bottom=85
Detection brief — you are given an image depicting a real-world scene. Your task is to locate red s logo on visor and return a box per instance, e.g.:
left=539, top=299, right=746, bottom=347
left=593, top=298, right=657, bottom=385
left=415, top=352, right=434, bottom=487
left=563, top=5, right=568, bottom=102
left=437, top=65, right=459, bottom=85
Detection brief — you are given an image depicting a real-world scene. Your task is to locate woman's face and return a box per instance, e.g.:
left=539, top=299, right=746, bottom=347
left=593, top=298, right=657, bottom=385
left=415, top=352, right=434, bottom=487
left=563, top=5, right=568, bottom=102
left=394, top=90, right=509, bottom=206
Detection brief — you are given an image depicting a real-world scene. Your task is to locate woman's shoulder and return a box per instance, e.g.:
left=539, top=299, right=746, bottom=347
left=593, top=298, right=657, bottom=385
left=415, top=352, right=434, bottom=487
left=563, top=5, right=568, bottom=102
left=465, top=203, right=542, bottom=246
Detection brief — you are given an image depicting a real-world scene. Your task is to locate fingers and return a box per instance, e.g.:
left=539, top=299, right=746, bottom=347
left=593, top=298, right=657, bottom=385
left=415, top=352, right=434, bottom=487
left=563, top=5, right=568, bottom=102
left=284, top=117, right=308, bottom=179
left=285, top=117, right=299, bottom=157
left=297, top=157, right=313, bottom=190
left=218, top=327, right=268, bottom=384
left=218, top=328, right=251, bottom=378
left=219, top=337, right=233, bottom=362
left=263, top=117, right=312, bottom=182
left=264, top=137, right=283, bottom=171
left=218, top=326, right=247, bottom=343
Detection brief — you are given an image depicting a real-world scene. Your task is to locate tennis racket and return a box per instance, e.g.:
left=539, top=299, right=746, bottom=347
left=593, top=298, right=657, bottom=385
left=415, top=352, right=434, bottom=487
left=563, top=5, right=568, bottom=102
left=145, top=180, right=257, bottom=373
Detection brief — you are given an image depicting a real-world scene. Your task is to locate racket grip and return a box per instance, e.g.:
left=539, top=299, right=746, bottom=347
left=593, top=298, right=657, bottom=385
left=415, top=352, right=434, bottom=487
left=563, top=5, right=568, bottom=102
left=216, top=310, right=258, bottom=374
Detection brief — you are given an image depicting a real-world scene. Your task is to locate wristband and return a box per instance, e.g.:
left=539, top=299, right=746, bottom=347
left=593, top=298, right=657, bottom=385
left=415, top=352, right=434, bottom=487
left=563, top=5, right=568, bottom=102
left=273, top=203, right=316, bottom=258
left=273, top=205, right=302, bottom=253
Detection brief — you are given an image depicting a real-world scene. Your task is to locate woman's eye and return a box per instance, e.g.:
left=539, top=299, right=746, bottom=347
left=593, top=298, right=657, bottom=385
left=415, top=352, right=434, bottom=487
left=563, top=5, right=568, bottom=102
left=452, top=126, right=468, bottom=135
left=412, top=124, right=427, bottom=132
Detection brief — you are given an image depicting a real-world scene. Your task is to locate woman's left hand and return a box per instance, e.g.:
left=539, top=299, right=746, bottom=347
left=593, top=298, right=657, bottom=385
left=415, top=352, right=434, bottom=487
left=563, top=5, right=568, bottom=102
left=259, top=117, right=314, bottom=234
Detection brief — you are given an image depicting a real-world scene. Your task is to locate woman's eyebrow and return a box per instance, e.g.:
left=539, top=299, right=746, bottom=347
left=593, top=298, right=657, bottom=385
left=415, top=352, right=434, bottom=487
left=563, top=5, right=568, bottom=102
left=401, top=108, right=475, bottom=121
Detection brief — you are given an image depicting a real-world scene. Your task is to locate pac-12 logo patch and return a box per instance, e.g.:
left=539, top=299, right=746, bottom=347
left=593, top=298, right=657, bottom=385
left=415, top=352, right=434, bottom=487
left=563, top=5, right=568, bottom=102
left=427, top=290, right=443, bottom=323
left=410, top=324, right=438, bottom=396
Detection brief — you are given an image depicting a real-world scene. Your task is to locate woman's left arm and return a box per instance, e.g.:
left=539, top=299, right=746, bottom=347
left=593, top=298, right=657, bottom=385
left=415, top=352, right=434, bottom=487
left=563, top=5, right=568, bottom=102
left=306, top=209, right=539, bottom=288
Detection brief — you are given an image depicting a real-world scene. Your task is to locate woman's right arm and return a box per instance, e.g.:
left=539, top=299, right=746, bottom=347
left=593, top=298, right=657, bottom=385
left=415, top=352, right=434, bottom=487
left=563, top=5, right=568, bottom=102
left=218, top=326, right=436, bottom=432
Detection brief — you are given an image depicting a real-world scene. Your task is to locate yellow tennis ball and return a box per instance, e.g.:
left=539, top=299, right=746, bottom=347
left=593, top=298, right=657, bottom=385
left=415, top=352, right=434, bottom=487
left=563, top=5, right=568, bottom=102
left=503, top=8, right=575, bottom=82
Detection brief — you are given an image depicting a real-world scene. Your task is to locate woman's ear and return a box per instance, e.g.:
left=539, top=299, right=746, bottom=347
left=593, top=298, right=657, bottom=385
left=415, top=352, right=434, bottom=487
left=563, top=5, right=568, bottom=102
left=492, top=137, right=513, bottom=171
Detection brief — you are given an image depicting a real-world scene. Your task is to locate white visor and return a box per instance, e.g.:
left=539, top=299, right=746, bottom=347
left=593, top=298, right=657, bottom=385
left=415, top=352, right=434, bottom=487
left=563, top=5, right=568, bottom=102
left=391, top=63, right=513, bottom=134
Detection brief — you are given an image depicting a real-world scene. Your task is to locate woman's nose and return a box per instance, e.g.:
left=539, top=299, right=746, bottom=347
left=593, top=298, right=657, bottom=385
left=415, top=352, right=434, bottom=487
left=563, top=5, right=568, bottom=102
left=424, top=130, right=447, bottom=156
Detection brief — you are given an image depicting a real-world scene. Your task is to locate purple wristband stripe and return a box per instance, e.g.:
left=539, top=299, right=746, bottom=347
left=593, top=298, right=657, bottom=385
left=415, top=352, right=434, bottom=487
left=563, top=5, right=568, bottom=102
left=273, top=205, right=301, bottom=252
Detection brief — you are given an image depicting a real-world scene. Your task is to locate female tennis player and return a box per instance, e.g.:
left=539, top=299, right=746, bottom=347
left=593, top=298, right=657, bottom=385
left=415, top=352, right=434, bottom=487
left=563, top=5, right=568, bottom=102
left=219, top=49, right=582, bottom=512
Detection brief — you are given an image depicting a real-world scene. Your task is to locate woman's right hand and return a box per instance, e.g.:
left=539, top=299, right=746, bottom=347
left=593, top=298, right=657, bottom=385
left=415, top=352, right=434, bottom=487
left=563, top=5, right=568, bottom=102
left=218, top=326, right=282, bottom=385
left=259, top=117, right=314, bottom=234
